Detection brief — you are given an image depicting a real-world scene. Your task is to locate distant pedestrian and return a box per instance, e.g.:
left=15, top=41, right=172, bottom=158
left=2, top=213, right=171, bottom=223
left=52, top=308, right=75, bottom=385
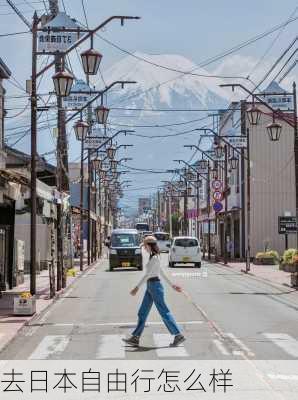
left=123, top=235, right=185, bottom=347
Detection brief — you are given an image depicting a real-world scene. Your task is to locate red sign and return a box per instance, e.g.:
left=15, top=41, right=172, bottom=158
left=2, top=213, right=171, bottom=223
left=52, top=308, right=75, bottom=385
left=212, top=180, right=222, bottom=191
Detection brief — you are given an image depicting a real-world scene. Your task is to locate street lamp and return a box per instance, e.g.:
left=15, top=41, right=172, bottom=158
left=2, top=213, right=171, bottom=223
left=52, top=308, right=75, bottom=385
left=211, top=164, right=218, bottom=179
left=92, top=158, right=102, bottom=171
left=73, top=120, right=89, bottom=141
left=229, top=155, right=239, bottom=170
left=214, top=144, right=224, bottom=159
left=81, top=48, right=103, bottom=75
left=110, top=159, right=118, bottom=170
left=100, top=170, right=107, bottom=180
left=74, top=119, right=89, bottom=273
left=246, top=104, right=262, bottom=126
left=107, top=144, right=117, bottom=160
left=95, top=105, right=110, bottom=125
left=267, top=120, right=282, bottom=142
left=52, top=70, right=74, bottom=97
left=199, top=158, right=208, bottom=170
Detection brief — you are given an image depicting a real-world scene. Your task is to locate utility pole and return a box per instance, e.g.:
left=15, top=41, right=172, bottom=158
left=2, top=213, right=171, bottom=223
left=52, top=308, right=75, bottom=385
left=49, top=0, right=68, bottom=290
left=183, top=185, right=188, bottom=235
left=30, top=12, right=39, bottom=295
left=196, top=172, right=200, bottom=240
left=207, top=162, right=211, bottom=260
left=87, top=75, right=92, bottom=265
left=223, top=145, right=228, bottom=265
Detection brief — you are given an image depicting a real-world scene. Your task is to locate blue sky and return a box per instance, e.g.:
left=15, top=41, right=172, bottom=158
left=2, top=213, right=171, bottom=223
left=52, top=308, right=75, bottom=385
left=1, top=0, right=297, bottom=211
left=1, top=0, right=297, bottom=75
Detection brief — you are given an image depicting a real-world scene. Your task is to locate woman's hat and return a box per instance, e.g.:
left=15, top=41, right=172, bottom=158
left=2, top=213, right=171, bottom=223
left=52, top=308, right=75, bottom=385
left=143, top=235, right=157, bottom=244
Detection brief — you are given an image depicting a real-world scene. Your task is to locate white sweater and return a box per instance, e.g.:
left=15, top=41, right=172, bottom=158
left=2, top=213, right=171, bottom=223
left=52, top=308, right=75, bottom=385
left=136, top=254, right=173, bottom=288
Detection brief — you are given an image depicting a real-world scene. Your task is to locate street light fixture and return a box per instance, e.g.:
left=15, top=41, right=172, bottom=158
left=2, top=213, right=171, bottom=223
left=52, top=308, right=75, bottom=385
left=267, top=120, right=282, bottom=142
left=52, top=70, right=74, bottom=97
left=100, top=170, right=107, bottom=180
left=229, top=155, right=239, bottom=170
left=110, top=159, right=118, bottom=170
left=199, top=158, right=208, bottom=170
left=107, top=144, right=117, bottom=160
left=211, top=165, right=218, bottom=179
left=246, top=104, right=262, bottom=126
left=73, top=120, right=89, bottom=141
left=214, top=144, right=224, bottom=159
left=81, top=48, right=103, bottom=75
left=95, top=105, right=110, bottom=125
left=92, top=158, right=102, bottom=171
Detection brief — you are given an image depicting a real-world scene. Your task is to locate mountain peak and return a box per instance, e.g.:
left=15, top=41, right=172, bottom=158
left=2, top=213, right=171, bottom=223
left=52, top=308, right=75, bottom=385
left=103, top=52, right=229, bottom=108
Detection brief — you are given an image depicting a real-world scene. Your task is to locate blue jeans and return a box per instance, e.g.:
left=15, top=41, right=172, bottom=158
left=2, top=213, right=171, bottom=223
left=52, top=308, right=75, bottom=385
left=132, top=281, right=181, bottom=336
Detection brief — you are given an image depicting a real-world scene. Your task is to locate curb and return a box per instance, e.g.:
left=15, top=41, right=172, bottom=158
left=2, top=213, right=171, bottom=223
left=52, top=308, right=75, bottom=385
left=0, top=258, right=103, bottom=354
left=213, top=261, right=297, bottom=293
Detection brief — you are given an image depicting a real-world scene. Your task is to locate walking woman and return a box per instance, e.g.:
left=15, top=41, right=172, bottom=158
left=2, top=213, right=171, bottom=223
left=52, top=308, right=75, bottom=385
left=123, top=235, right=186, bottom=347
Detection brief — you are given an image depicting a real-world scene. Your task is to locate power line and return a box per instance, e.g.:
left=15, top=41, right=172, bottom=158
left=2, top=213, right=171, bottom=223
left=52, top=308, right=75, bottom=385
left=0, top=30, right=29, bottom=37
left=105, top=15, right=298, bottom=108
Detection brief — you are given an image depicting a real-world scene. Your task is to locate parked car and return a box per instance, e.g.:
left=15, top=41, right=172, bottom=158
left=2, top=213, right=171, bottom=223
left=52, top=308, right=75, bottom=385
left=108, top=229, right=143, bottom=271
left=153, top=232, right=171, bottom=252
left=142, top=231, right=153, bottom=239
left=169, top=236, right=201, bottom=268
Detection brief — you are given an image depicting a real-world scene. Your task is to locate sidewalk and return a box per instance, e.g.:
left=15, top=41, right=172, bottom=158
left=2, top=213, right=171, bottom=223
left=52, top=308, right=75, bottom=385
left=213, top=259, right=294, bottom=289
left=0, top=258, right=99, bottom=354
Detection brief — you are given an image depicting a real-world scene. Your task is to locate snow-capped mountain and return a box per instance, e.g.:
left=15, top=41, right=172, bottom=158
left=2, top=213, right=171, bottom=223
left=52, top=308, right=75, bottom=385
left=103, top=52, right=230, bottom=116
left=100, top=53, right=230, bottom=203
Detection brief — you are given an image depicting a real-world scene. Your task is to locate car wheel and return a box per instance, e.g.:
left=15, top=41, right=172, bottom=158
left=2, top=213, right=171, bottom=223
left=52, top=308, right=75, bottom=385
left=195, top=262, right=201, bottom=268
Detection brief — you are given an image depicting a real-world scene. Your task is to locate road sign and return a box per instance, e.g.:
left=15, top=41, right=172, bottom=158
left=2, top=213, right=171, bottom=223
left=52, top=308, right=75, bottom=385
left=212, top=180, right=223, bottom=191
left=226, top=136, right=247, bottom=148
left=63, top=80, right=93, bottom=109
left=213, top=201, right=223, bottom=213
left=85, top=137, right=105, bottom=150
left=278, top=216, right=297, bottom=234
left=38, top=12, right=83, bottom=52
left=213, top=191, right=223, bottom=201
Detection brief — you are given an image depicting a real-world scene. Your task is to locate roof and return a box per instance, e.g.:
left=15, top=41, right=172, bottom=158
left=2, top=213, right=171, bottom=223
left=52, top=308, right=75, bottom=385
left=0, top=58, right=11, bottom=79
left=261, top=81, right=287, bottom=95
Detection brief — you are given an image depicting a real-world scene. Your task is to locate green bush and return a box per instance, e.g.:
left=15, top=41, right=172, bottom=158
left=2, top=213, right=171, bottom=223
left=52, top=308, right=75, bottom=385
left=282, top=248, right=298, bottom=265
left=266, top=250, right=280, bottom=261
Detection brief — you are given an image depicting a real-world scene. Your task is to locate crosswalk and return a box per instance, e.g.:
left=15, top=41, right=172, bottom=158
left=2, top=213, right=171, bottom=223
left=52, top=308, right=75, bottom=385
left=25, top=332, right=298, bottom=360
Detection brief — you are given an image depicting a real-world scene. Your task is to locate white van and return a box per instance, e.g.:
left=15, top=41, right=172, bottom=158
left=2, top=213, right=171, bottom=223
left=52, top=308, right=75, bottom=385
left=153, top=232, right=171, bottom=253
left=169, top=236, right=201, bottom=268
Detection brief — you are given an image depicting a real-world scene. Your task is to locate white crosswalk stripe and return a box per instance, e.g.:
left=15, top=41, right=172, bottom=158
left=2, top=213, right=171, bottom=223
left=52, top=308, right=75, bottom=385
left=226, top=333, right=255, bottom=357
left=153, top=334, right=189, bottom=357
left=213, top=339, right=230, bottom=356
left=263, top=333, right=298, bottom=358
left=29, top=335, right=70, bottom=359
left=96, top=335, right=125, bottom=359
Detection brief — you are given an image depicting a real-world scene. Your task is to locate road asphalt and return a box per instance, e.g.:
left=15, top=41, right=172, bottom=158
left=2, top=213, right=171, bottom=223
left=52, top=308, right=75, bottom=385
left=1, top=253, right=298, bottom=361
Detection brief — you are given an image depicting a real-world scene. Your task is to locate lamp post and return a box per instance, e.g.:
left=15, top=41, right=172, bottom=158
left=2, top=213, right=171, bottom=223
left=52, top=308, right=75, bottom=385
left=27, top=12, right=139, bottom=293
left=74, top=120, right=89, bottom=271
left=173, top=159, right=209, bottom=241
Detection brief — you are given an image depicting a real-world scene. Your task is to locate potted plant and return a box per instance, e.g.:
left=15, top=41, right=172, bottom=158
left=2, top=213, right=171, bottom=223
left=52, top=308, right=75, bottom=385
left=254, top=250, right=279, bottom=265
left=13, top=292, right=36, bottom=316
left=280, top=249, right=298, bottom=272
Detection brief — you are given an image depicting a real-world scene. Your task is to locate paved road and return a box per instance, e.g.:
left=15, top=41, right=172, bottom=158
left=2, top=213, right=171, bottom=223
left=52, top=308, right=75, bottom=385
left=1, top=254, right=298, bottom=360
